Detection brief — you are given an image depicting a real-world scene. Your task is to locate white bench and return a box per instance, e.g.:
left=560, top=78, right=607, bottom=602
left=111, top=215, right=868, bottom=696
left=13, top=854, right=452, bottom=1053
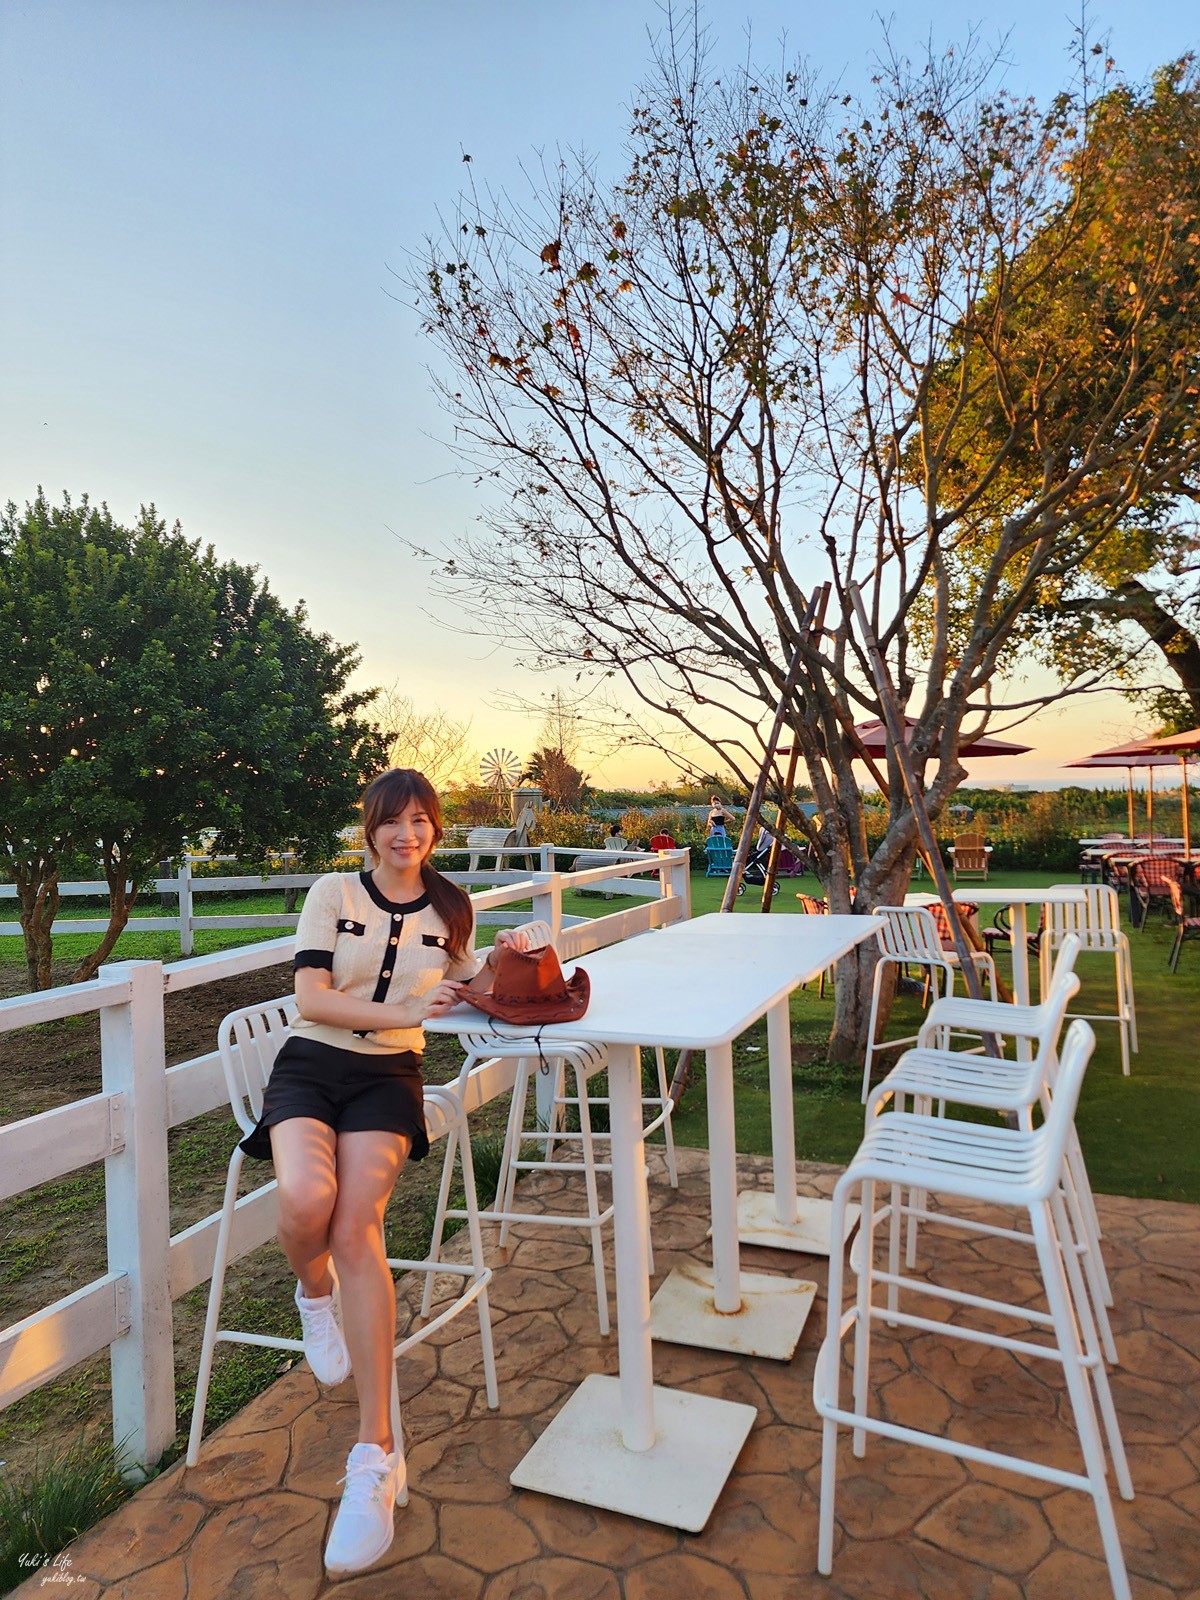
left=568, top=849, right=657, bottom=898
left=465, top=826, right=533, bottom=873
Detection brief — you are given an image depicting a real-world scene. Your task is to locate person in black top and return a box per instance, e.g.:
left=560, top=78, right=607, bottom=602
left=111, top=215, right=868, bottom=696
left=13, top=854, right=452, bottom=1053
left=251, top=768, right=518, bottom=1575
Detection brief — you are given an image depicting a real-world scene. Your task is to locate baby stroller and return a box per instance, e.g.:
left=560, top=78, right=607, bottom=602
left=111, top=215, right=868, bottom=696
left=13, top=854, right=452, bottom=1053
left=740, top=836, right=780, bottom=896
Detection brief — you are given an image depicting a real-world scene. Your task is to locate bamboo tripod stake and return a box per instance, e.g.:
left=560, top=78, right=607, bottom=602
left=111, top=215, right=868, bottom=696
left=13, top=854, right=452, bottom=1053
left=667, top=586, right=830, bottom=1107
left=718, top=586, right=832, bottom=914
left=847, top=584, right=1005, bottom=1062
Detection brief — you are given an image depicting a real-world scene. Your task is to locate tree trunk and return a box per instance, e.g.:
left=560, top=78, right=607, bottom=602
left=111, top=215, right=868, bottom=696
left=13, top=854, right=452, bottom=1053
left=1117, top=579, right=1200, bottom=723
left=827, top=939, right=889, bottom=1066
left=73, top=856, right=138, bottom=984
left=824, top=842, right=918, bottom=1066
left=1063, top=580, right=1200, bottom=724
left=13, top=861, right=59, bottom=991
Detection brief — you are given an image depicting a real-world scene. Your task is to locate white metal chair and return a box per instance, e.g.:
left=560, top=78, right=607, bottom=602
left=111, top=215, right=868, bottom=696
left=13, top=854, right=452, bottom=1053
left=863, top=935, right=1118, bottom=1366
left=421, top=921, right=678, bottom=1337
left=861, top=906, right=997, bottom=1102
left=1039, top=882, right=1137, bottom=1075
left=186, top=998, right=499, bottom=1471
left=814, top=1020, right=1134, bottom=1600
left=424, top=1037, right=616, bottom=1332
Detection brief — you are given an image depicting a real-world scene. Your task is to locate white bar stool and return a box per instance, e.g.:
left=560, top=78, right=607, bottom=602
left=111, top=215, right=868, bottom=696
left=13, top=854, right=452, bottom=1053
left=861, top=905, right=997, bottom=1102
left=186, top=999, right=499, bottom=1475
left=868, top=935, right=1117, bottom=1363
left=423, top=1038, right=617, bottom=1333
left=422, top=922, right=677, bottom=1337
left=1039, top=883, right=1137, bottom=1075
left=814, top=1020, right=1133, bottom=1600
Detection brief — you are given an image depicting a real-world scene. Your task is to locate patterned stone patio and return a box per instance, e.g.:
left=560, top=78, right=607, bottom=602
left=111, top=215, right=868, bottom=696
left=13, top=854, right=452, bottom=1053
left=12, top=1148, right=1200, bottom=1599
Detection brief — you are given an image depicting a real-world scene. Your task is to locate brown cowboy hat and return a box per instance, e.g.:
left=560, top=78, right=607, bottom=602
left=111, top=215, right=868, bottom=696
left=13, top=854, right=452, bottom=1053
left=467, top=943, right=590, bottom=1025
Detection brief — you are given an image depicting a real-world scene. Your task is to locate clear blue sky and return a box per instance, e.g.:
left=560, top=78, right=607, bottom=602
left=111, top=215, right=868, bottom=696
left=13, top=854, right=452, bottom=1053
left=2, top=0, right=1196, bottom=789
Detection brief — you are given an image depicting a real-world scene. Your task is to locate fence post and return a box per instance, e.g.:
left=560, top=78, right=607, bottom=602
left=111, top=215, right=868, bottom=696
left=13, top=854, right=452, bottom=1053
left=664, top=849, right=692, bottom=921
left=282, top=852, right=298, bottom=914
left=177, top=860, right=194, bottom=957
left=530, top=872, right=562, bottom=943
left=99, top=960, right=176, bottom=1470
left=540, top=843, right=555, bottom=872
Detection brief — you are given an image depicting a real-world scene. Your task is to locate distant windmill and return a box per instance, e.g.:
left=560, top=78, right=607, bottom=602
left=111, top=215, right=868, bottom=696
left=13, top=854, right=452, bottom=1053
left=480, top=747, right=522, bottom=792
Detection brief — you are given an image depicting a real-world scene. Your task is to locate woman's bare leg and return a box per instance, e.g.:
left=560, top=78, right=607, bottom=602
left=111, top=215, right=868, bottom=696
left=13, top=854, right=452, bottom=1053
left=269, top=1118, right=340, bottom=1297
left=329, top=1129, right=411, bottom=1452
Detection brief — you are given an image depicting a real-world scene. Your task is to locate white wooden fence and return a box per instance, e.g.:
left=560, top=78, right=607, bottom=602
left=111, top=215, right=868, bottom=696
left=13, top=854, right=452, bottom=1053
left=0, top=844, right=662, bottom=955
left=0, top=854, right=691, bottom=1469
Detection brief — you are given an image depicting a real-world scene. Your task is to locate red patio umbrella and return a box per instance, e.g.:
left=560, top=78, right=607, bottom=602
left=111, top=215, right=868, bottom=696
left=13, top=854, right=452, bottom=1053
left=1066, top=740, right=1187, bottom=846
left=1107, top=727, right=1200, bottom=856
left=846, top=717, right=1033, bottom=759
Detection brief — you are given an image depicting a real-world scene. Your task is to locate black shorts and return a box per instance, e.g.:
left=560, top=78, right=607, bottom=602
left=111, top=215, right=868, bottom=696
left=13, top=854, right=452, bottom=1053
left=239, top=1036, right=428, bottom=1163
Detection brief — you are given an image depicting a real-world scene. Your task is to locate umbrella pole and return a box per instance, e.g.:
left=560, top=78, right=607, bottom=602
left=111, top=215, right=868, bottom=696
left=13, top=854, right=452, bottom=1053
left=1183, top=756, right=1191, bottom=857
left=1148, top=767, right=1155, bottom=844
left=1126, top=768, right=1135, bottom=841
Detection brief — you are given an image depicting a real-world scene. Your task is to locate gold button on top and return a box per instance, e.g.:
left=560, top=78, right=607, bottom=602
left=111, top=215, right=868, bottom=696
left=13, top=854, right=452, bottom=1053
left=382, top=969, right=392, bottom=979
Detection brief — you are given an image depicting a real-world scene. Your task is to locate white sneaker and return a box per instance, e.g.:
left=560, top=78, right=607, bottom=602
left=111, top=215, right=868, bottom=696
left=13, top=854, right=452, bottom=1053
left=294, top=1281, right=351, bottom=1385
left=324, top=1442, right=402, bottom=1574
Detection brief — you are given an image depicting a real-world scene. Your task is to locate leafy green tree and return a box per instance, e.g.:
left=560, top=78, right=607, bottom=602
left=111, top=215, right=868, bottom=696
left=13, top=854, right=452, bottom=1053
left=0, top=491, right=383, bottom=987
left=915, top=60, right=1200, bottom=726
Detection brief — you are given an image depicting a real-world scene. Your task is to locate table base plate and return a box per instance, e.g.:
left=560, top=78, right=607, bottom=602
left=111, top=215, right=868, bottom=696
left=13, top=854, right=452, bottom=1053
left=509, top=1372, right=755, bottom=1532
left=735, top=1190, right=862, bottom=1256
left=650, top=1260, right=817, bottom=1359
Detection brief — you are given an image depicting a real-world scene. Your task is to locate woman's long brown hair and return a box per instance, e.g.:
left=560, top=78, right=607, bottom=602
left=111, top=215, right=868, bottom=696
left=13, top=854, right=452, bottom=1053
left=361, top=768, right=474, bottom=960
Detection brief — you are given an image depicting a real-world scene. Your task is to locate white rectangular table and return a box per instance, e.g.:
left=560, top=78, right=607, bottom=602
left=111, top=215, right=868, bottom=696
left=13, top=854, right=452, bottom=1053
left=425, top=910, right=879, bottom=1530
left=646, top=914, right=879, bottom=1262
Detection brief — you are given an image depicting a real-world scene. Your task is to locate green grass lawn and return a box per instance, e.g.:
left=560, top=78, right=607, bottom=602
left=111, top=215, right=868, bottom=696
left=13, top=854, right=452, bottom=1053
left=3, top=867, right=1197, bottom=1202
left=669, top=866, right=1200, bottom=1204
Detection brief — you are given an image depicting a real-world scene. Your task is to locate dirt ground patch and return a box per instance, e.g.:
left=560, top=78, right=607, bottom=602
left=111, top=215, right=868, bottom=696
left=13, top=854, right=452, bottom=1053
left=0, top=960, right=511, bottom=1483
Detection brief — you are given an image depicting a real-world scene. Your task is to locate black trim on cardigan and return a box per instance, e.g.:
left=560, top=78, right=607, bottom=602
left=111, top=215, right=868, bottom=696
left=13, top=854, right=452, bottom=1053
left=294, top=949, right=334, bottom=971
left=368, top=910, right=406, bottom=1008
left=359, top=872, right=430, bottom=916
left=356, top=888, right=426, bottom=1033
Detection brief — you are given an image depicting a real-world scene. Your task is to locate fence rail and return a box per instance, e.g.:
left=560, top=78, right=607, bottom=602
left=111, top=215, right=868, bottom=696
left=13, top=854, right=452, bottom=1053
left=0, top=853, right=691, bottom=1467
left=0, top=845, right=667, bottom=952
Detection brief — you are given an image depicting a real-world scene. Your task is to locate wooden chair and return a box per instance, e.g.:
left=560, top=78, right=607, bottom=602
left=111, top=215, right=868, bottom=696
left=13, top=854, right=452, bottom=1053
left=649, top=832, right=676, bottom=851
left=704, top=838, right=735, bottom=877
left=950, top=832, right=989, bottom=880
left=795, top=893, right=832, bottom=996
left=1130, top=856, right=1184, bottom=930
left=1167, top=880, right=1200, bottom=973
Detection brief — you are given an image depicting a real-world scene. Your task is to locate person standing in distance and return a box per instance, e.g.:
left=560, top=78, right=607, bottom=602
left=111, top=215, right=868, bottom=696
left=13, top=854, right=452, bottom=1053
left=236, top=767, right=518, bottom=1575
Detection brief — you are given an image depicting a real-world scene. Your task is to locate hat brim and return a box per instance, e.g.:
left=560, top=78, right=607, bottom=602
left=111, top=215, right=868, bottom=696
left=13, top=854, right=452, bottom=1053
left=465, top=968, right=590, bottom=1025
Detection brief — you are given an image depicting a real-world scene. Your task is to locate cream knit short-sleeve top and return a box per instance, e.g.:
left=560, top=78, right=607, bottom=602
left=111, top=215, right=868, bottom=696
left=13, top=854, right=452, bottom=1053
left=291, top=871, right=482, bottom=1055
